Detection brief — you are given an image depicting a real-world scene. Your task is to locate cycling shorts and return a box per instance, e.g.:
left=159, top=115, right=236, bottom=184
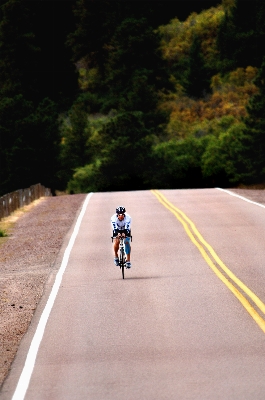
left=113, top=229, right=131, bottom=238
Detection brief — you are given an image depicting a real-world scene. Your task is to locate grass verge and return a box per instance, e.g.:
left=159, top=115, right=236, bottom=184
left=0, top=198, right=45, bottom=245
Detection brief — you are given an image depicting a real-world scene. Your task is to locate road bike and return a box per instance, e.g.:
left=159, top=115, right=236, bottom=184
left=111, top=235, right=132, bottom=279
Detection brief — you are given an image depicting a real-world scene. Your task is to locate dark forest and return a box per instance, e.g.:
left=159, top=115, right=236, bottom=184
left=0, top=0, right=264, bottom=195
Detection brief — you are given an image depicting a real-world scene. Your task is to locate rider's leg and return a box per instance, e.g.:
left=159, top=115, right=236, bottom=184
left=113, top=237, right=119, bottom=258
left=124, top=237, right=131, bottom=262
left=113, top=237, right=119, bottom=266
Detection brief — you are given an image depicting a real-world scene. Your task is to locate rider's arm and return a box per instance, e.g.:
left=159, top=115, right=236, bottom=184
left=111, top=215, right=117, bottom=230
left=111, top=215, right=120, bottom=237
left=124, top=215, right=131, bottom=235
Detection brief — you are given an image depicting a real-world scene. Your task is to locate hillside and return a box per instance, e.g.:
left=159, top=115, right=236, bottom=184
left=1, top=0, right=265, bottom=194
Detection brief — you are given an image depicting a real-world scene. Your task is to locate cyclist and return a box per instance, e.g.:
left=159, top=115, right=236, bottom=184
left=111, top=206, right=132, bottom=268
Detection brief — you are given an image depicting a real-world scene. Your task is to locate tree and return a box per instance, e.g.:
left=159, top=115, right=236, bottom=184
left=0, top=0, right=77, bottom=106
left=146, top=136, right=208, bottom=189
left=217, top=0, right=265, bottom=72
left=67, top=112, right=155, bottom=192
left=0, top=95, right=59, bottom=195
left=158, top=6, right=224, bottom=93
left=58, top=101, right=91, bottom=189
left=0, top=0, right=40, bottom=100
left=238, top=57, right=265, bottom=183
left=103, top=17, right=169, bottom=116
left=68, top=1, right=173, bottom=116
left=201, top=122, right=251, bottom=186
left=0, top=0, right=76, bottom=194
left=184, top=34, right=210, bottom=98
left=32, top=1, right=77, bottom=110
left=99, top=112, right=154, bottom=190
left=64, top=2, right=173, bottom=192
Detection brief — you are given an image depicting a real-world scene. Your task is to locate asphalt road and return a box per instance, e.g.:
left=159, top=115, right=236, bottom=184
left=3, top=188, right=265, bottom=400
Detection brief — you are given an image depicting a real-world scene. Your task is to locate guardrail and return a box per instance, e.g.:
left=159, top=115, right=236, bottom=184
left=0, top=183, right=52, bottom=220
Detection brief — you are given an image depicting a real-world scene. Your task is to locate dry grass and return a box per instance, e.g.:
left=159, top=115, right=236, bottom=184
left=0, top=198, right=45, bottom=244
left=235, top=183, right=265, bottom=190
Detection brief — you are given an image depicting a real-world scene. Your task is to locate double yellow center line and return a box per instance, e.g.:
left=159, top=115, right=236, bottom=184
left=151, top=189, right=265, bottom=334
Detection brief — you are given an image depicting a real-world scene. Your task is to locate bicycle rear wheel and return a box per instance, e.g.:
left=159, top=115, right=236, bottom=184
left=120, top=249, right=125, bottom=279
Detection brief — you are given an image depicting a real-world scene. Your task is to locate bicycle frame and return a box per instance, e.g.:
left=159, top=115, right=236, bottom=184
left=111, top=235, right=132, bottom=279
left=118, top=237, right=126, bottom=279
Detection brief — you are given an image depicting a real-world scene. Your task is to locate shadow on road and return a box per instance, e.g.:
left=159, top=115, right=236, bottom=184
left=114, top=275, right=176, bottom=280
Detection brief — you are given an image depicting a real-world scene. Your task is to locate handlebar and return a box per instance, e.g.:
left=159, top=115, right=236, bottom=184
left=111, top=235, right=132, bottom=242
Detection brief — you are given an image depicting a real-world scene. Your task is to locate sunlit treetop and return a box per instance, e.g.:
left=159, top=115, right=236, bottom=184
left=157, top=5, right=224, bottom=69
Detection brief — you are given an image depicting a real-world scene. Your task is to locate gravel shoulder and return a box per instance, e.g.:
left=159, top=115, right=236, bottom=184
left=227, top=187, right=265, bottom=205
left=0, top=194, right=86, bottom=387
left=0, top=188, right=265, bottom=389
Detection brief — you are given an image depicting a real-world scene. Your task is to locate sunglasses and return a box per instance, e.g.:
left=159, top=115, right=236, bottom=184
left=117, top=214, right=125, bottom=217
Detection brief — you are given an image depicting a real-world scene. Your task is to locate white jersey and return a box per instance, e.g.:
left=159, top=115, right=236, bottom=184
left=111, top=213, right=131, bottom=232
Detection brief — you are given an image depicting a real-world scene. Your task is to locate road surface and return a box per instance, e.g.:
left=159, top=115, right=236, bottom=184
left=2, top=188, right=265, bottom=400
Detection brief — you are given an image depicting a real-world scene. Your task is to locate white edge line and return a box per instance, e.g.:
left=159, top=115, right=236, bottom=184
left=216, top=187, right=265, bottom=209
left=11, top=192, right=93, bottom=400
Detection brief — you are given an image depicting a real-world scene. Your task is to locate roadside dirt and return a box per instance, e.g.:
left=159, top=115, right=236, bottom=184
left=0, top=194, right=86, bottom=387
left=0, top=188, right=265, bottom=389
left=228, top=187, right=265, bottom=205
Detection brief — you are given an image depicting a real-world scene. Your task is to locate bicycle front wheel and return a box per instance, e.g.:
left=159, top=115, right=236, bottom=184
left=120, top=250, right=125, bottom=279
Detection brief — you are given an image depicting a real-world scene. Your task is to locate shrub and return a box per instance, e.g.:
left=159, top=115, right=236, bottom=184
left=0, top=228, right=7, bottom=237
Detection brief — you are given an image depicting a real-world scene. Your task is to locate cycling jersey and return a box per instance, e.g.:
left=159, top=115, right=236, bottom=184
left=111, top=213, right=131, bottom=234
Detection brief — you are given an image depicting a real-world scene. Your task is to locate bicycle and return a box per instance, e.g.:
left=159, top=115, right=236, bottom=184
left=111, top=234, right=132, bottom=279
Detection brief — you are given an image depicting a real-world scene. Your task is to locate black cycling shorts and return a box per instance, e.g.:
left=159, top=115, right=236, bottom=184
left=113, top=229, right=131, bottom=238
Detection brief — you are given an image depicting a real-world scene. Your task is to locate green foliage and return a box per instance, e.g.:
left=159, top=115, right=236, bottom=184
left=68, top=1, right=173, bottom=120
left=67, top=160, right=103, bottom=193
left=162, top=66, right=258, bottom=141
left=201, top=122, right=252, bottom=185
left=0, top=0, right=39, bottom=99
left=1, top=0, right=265, bottom=193
left=68, top=0, right=179, bottom=66
left=148, top=136, right=209, bottom=188
left=0, top=228, right=7, bottom=237
left=0, top=0, right=76, bottom=195
left=58, top=101, right=91, bottom=188
left=0, top=0, right=75, bottom=105
left=67, top=0, right=115, bottom=66
left=184, top=34, right=211, bottom=98
left=239, top=56, right=265, bottom=183
left=217, top=0, right=265, bottom=72
left=158, top=6, right=224, bottom=89
left=64, top=5, right=173, bottom=192
left=58, top=93, right=119, bottom=190
left=104, top=18, right=163, bottom=112
left=67, top=111, right=155, bottom=192
left=66, top=1, right=265, bottom=191
left=0, top=95, right=59, bottom=194
left=99, top=112, right=154, bottom=189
